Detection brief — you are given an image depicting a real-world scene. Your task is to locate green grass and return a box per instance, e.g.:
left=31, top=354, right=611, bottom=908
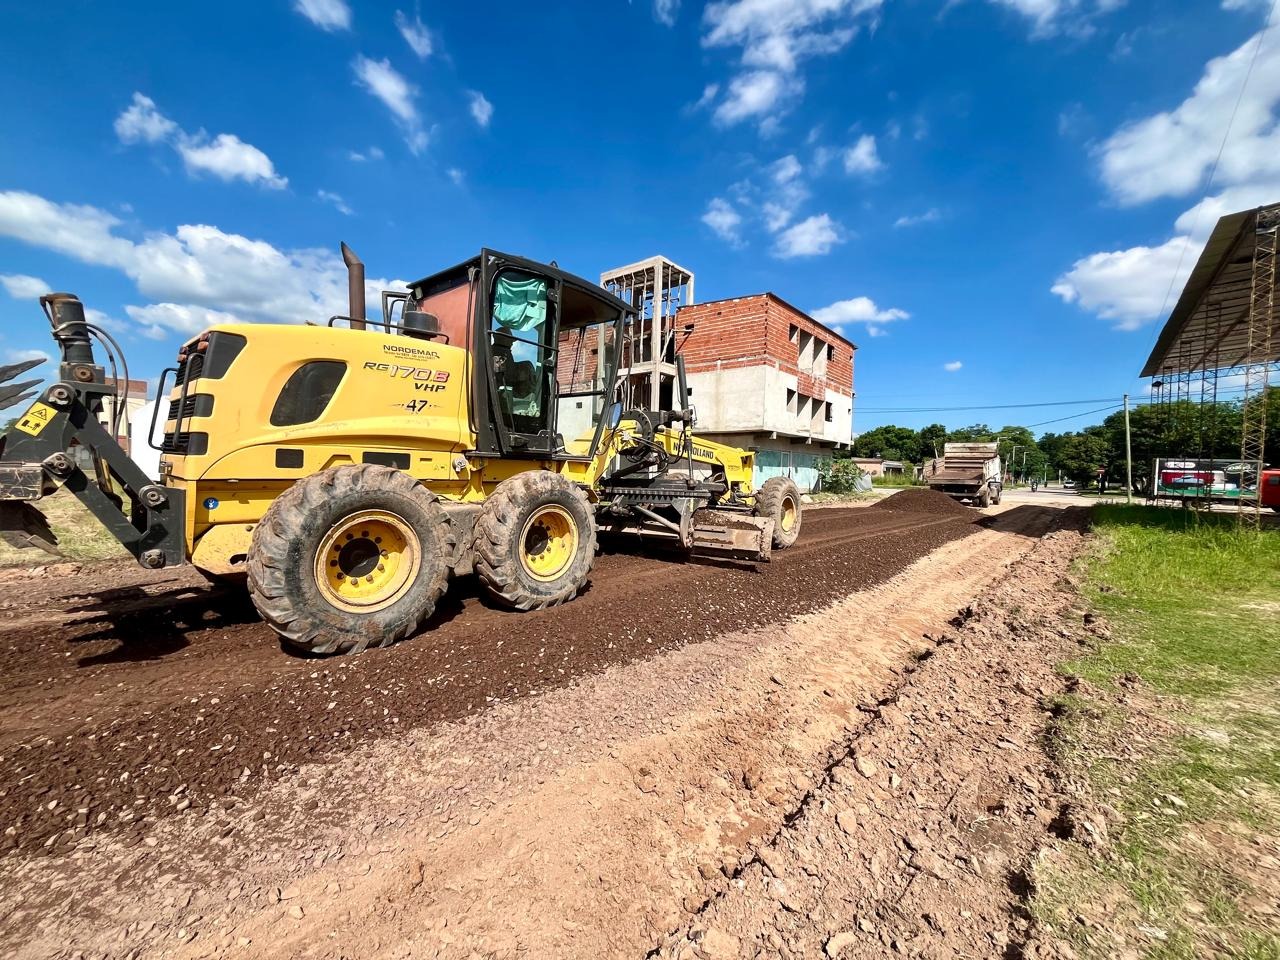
left=0, top=490, right=128, bottom=567
left=1035, top=504, right=1280, bottom=959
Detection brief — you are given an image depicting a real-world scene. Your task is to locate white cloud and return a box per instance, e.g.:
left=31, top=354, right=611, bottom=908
left=1055, top=28, right=1280, bottom=327
left=1052, top=237, right=1193, bottom=330
left=394, top=10, right=433, bottom=58
left=0, top=274, right=49, bottom=299
left=317, top=189, right=354, bottom=215
left=654, top=0, right=680, bottom=26
left=893, top=208, right=941, bottom=228
left=985, top=0, right=1118, bottom=38
left=702, top=0, right=878, bottom=130
left=773, top=213, right=842, bottom=258
left=843, top=134, right=882, bottom=175
left=468, top=91, right=494, bottom=128
left=4, top=347, right=51, bottom=365
left=114, top=93, right=177, bottom=144
left=353, top=56, right=427, bottom=154
left=771, top=154, right=802, bottom=183
left=114, top=94, right=287, bottom=189
left=0, top=190, right=397, bottom=339
left=943, top=360, right=963, bottom=371
left=811, top=295, right=909, bottom=331
left=714, top=70, right=801, bottom=126
left=690, top=83, right=720, bottom=112
left=760, top=154, right=809, bottom=231
left=178, top=134, right=288, bottom=189
left=348, top=146, right=385, bottom=162
left=702, top=197, right=744, bottom=244
left=294, top=0, right=351, bottom=31
left=447, top=168, right=465, bottom=185
left=1099, top=28, right=1280, bottom=206
left=125, top=303, right=244, bottom=339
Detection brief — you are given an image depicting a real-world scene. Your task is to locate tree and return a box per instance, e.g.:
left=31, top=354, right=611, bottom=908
left=1056, top=431, right=1112, bottom=486
left=946, top=423, right=994, bottom=443
left=852, top=425, right=920, bottom=463
left=917, top=423, right=948, bottom=461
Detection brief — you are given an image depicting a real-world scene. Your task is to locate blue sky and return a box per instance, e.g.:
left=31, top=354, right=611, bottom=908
left=0, top=0, right=1276, bottom=434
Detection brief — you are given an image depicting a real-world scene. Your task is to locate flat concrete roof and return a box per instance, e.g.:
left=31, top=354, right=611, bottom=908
left=1141, top=203, right=1280, bottom=377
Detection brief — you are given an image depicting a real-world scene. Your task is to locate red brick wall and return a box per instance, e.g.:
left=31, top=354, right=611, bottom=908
left=678, top=295, right=771, bottom=372
left=677, top=294, right=854, bottom=398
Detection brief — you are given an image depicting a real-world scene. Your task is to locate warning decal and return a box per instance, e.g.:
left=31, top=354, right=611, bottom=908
left=14, top=402, right=56, bottom=437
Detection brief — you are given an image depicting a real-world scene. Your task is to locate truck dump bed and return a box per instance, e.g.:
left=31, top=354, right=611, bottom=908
left=921, top=443, right=1002, bottom=507
left=923, top=443, right=1000, bottom=484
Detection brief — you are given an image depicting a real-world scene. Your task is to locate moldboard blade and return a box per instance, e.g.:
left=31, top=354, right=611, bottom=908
left=690, top=509, right=773, bottom=562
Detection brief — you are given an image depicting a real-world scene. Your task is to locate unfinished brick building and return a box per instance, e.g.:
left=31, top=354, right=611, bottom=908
left=677, top=294, right=855, bottom=491
left=601, top=256, right=856, bottom=492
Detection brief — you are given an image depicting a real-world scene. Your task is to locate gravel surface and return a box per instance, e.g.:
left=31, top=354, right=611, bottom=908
left=0, top=503, right=982, bottom=858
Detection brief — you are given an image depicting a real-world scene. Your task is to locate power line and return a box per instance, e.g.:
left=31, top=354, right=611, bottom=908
left=1024, top=404, right=1124, bottom=429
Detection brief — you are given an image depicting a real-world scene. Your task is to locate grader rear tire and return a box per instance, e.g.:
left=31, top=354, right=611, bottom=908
left=246, top=464, right=454, bottom=655
left=472, top=471, right=596, bottom=610
left=755, top=476, right=802, bottom=549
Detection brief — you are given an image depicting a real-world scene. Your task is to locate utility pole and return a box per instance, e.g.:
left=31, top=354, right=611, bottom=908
left=1123, top=393, right=1134, bottom=504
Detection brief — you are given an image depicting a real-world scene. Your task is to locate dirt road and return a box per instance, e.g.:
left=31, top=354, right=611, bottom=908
left=0, top=496, right=1074, bottom=958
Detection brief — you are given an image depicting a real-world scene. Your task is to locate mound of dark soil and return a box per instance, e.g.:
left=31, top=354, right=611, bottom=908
left=871, top=487, right=976, bottom=517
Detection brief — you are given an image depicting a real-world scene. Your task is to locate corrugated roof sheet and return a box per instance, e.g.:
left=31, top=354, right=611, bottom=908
left=1141, top=203, right=1280, bottom=377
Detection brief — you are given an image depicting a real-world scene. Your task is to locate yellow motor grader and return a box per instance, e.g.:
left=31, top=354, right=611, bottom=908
left=0, top=246, right=802, bottom=655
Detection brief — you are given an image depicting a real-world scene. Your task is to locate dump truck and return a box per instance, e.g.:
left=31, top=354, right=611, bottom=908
left=0, top=246, right=803, bottom=655
left=921, top=442, right=1002, bottom=507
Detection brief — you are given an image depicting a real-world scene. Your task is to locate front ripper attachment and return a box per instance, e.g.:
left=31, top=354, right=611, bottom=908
left=0, top=293, right=186, bottom=569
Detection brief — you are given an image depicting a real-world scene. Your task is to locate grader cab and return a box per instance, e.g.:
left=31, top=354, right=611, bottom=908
left=0, top=246, right=803, bottom=655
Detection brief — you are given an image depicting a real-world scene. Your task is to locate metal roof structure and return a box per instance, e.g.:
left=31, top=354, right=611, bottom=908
left=1141, top=203, right=1280, bottom=377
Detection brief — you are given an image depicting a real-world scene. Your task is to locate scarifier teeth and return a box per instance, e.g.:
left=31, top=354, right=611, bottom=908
left=0, top=357, right=46, bottom=385
left=0, top=381, right=42, bottom=411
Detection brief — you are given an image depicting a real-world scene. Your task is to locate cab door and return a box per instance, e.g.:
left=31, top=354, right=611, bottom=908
left=477, top=254, right=563, bottom=456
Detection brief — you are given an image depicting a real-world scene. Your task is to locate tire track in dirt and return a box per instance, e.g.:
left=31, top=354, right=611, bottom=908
left=0, top=501, right=990, bottom=858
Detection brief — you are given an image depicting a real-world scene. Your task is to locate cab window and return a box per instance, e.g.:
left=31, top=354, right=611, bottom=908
left=490, top=271, right=554, bottom=437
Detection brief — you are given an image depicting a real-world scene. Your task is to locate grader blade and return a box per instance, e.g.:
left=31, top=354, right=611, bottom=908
left=689, top=508, right=773, bottom=563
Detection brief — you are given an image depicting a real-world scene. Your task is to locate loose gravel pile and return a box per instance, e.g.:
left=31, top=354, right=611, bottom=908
left=870, top=487, right=976, bottom=518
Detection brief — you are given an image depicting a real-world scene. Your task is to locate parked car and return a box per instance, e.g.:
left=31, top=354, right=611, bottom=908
left=1062, top=479, right=1076, bottom=489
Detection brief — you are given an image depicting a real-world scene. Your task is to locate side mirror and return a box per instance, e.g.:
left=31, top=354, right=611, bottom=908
left=605, top=401, right=623, bottom=429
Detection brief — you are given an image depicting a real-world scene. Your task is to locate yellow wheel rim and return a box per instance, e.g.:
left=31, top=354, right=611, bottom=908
left=315, top=510, right=421, bottom=613
left=519, top=505, right=578, bottom=583
left=780, top=496, right=798, bottom=533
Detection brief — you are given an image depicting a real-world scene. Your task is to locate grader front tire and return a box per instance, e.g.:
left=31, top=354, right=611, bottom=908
left=246, top=465, right=454, bottom=655
left=472, top=472, right=597, bottom=611
left=755, top=476, right=803, bottom=549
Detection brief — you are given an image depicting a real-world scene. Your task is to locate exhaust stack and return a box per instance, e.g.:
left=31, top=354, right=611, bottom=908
left=340, top=242, right=366, bottom=331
